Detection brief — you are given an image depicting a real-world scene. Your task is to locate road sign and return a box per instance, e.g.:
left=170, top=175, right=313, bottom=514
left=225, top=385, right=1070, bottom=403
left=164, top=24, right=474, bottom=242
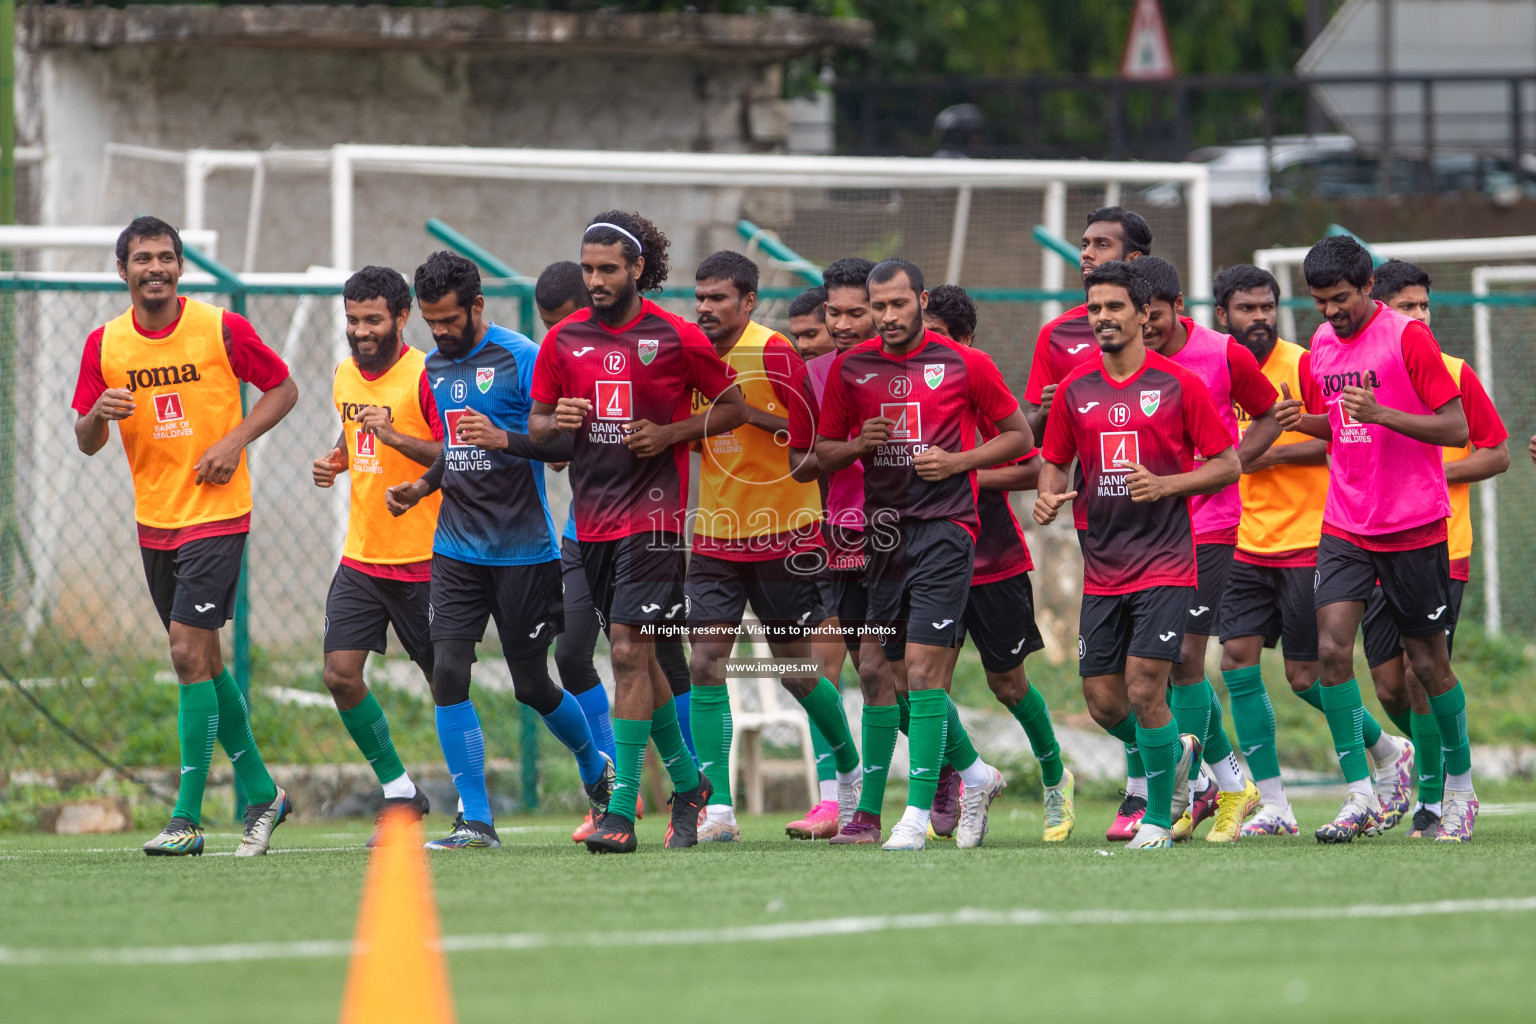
left=1122, top=0, right=1176, bottom=80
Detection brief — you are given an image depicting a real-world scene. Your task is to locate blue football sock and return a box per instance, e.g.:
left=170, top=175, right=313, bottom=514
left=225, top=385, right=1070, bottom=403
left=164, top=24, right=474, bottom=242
left=543, top=690, right=607, bottom=785
left=435, top=700, right=491, bottom=825
left=572, top=685, right=616, bottom=762
left=673, top=689, right=697, bottom=759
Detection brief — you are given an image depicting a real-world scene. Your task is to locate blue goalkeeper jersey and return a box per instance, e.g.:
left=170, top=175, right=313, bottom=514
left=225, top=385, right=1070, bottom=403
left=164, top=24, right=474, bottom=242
left=425, top=324, right=559, bottom=566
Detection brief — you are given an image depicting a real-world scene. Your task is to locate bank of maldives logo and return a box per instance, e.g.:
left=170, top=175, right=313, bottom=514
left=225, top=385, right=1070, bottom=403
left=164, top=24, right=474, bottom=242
left=355, top=429, right=376, bottom=458
left=153, top=393, right=185, bottom=423
left=1100, top=430, right=1140, bottom=474
left=475, top=367, right=494, bottom=393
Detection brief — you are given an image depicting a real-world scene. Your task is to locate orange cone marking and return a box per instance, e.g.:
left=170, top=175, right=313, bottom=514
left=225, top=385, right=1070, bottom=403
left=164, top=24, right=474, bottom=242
left=339, top=808, right=456, bottom=1024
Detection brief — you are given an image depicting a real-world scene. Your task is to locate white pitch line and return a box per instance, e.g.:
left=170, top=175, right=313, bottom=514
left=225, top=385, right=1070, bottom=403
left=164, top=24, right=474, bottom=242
left=3, top=897, right=1534, bottom=967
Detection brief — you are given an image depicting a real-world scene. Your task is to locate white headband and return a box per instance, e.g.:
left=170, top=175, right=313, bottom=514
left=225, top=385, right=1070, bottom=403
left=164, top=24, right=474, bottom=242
left=584, top=221, right=643, bottom=254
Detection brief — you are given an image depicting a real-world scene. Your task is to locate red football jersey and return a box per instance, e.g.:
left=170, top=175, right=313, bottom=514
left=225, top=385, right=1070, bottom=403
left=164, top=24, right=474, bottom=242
left=818, top=330, right=1018, bottom=537
left=530, top=299, right=736, bottom=542
left=1042, top=350, right=1233, bottom=595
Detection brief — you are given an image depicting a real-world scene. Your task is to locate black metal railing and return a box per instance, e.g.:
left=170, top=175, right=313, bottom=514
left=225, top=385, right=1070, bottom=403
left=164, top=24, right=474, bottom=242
left=836, top=72, right=1536, bottom=175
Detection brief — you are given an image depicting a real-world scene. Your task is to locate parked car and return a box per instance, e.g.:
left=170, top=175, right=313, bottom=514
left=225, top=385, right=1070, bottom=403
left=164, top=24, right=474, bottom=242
left=1140, top=134, right=1536, bottom=205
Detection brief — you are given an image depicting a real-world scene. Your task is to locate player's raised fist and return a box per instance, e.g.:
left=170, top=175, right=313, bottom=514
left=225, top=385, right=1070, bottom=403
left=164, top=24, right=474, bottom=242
left=1032, top=488, right=1077, bottom=526
left=385, top=479, right=424, bottom=517
left=855, top=416, right=895, bottom=453
left=913, top=444, right=959, bottom=481
left=1038, top=383, right=1058, bottom=416
left=1340, top=383, right=1382, bottom=425
left=454, top=408, right=508, bottom=451
left=1273, top=382, right=1305, bottom=431
left=554, top=397, right=591, bottom=432
left=1125, top=462, right=1166, bottom=502
left=312, top=447, right=345, bottom=487
left=93, top=387, right=136, bottom=420
left=354, top=405, right=399, bottom=445
left=622, top=419, right=667, bottom=458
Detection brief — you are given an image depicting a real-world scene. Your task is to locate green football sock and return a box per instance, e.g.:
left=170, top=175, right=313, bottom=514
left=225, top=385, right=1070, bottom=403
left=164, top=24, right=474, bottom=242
left=1411, top=711, right=1444, bottom=805
left=1124, top=744, right=1145, bottom=779
left=211, top=668, right=277, bottom=805
left=689, top=685, right=733, bottom=806
left=1361, top=704, right=1384, bottom=748
left=797, top=678, right=860, bottom=774
left=1008, top=687, right=1063, bottom=787
left=1427, top=681, right=1471, bottom=778
left=1135, top=720, right=1182, bottom=830
left=1102, top=714, right=1144, bottom=782
left=896, top=691, right=910, bottom=736
left=650, top=697, right=702, bottom=793
left=1169, top=683, right=1213, bottom=781
left=809, top=720, right=836, bottom=783
left=905, top=689, right=948, bottom=810
left=1320, top=679, right=1371, bottom=784
left=610, top=717, right=651, bottom=822
left=172, top=680, right=220, bottom=826
left=338, top=689, right=407, bottom=787
left=1223, top=664, right=1280, bottom=781
left=1104, top=712, right=1139, bottom=746
left=943, top=694, right=981, bottom=773
left=856, top=704, right=900, bottom=815
left=1298, top=679, right=1387, bottom=748
left=1200, top=679, right=1235, bottom=764
left=1386, top=707, right=1413, bottom=737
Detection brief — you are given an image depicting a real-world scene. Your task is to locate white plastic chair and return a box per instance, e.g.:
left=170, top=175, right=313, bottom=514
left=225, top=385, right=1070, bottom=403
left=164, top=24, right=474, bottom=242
left=725, top=619, right=820, bottom=813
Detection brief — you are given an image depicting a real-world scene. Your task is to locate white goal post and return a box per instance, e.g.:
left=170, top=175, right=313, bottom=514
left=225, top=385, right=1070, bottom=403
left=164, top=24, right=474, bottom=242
left=103, top=143, right=1213, bottom=319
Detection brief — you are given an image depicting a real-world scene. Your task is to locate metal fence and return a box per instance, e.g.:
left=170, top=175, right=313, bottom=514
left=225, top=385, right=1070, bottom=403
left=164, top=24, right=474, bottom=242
left=3, top=271, right=1534, bottom=825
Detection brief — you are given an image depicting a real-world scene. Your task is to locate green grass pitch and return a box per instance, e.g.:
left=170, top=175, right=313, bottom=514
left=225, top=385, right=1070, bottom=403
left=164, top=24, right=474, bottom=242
left=3, top=793, right=1534, bottom=1024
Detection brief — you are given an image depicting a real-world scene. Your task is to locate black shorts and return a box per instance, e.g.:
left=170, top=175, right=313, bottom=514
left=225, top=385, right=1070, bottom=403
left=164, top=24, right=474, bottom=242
left=428, top=554, right=563, bottom=660
left=140, top=533, right=245, bottom=631
left=866, top=518, right=974, bottom=659
left=1362, top=578, right=1465, bottom=668
left=1185, top=542, right=1235, bottom=636
left=324, top=564, right=433, bottom=669
left=579, top=533, right=686, bottom=636
left=815, top=568, right=837, bottom=625
left=1216, top=559, right=1320, bottom=663
left=829, top=570, right=872, bottom=654
left=685, top=552, right=825, bottom=640
left=964, top=572, right=1045, bottom=673
left=561, top=536, right=593, bottom=616
left=1314, top=533, right=1452, bottom=640
left=1078, top=586, right=1190, bottom=677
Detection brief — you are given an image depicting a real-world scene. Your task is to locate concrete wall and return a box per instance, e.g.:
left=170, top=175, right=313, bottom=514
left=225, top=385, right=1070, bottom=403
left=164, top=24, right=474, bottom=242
left=16, top=6, right=870, bottom=273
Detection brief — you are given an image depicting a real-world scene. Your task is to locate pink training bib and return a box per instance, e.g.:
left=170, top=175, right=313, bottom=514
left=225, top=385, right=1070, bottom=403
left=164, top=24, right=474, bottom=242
left=1309, top=304, right=1450, bottom=535
left=1169, top=319, right=1242, bottom=536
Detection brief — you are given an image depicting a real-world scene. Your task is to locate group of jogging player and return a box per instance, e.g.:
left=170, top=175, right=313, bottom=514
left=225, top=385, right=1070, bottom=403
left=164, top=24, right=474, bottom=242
left=73, top=206, right=1500, bottom=856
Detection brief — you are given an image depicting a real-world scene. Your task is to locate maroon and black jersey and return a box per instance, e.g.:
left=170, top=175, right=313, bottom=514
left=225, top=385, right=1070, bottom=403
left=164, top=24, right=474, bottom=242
left=531, top=299, right=736, bottom=542
left=973, top=418, right=1036, bottom=583
left=818, top=331, right=1018, bottom=536
left=1023, top=304, right=1097, bottom=406
left=1041, top=350, right=1233, bottom=595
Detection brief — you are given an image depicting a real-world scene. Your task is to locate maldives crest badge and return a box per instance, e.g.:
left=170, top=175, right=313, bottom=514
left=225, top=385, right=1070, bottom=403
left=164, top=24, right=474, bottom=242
left=475, top=367, right=494, bottom=393
left=1139, top=389, right=1161, bottom=416
left=638, top=339, right=659, bottom=365
left=923, top=363, right=945, bottom=390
